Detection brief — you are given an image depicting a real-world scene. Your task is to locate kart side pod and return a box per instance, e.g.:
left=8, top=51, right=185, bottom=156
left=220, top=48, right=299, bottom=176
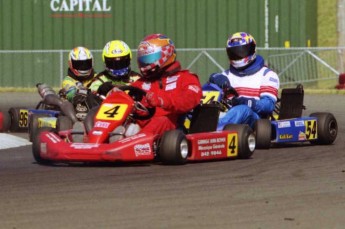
left=158, top=124, right=255, bottom=165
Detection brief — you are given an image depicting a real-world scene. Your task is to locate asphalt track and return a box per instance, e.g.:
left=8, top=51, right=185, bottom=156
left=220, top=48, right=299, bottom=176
left=0, top=92, right=345, bottom=229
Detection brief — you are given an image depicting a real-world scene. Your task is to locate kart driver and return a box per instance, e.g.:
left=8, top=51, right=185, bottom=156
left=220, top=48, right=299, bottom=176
left=209, top=32, right=280, bottom=129
left=89, top=40, right=140, bottom=96
left=61, top=46, right=96, bottom=102
left=131, top=33, right=202, bottom=136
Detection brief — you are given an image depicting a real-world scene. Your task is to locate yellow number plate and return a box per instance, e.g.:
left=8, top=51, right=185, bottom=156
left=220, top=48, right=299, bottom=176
left=19, top=109, right=28, bottom=127
left=202, top=91, right=220, bottom=104
left=304, top=120, right=317, bottom=140
left=227, top=133, right=238, bottom=157
left=96, top=103, right=128, bottom=121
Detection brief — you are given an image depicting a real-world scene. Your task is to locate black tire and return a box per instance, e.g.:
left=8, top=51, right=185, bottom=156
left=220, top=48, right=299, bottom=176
left=159, top=130, right=188, bottom=165
left=0, top=111, right=11, bottom=132
left=32, top=127, right=53, bottom=165
left=309, top=112, right=338, bottom=145
left=9, top=107, right=28, bottom=132
left=56, top=115, right=73, bottom=132
left=84, top=106, right=99, bottom=133
left=254, top=119, right=272, bottom=149
left=223, top=124, right=256, bottom=159
left=28, top=113, right=50, bottom=142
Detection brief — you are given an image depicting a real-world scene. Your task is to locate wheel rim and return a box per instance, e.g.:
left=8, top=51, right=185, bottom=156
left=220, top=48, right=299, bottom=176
left=180, top=138, right=188, bottom=159
left=248, top=133, right=256, bottom=152
left=328, top=120, right=337, bottom=137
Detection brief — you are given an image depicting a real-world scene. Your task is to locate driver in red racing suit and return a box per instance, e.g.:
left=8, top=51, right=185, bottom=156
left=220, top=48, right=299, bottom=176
left=131, top=34, right=202, bottom=136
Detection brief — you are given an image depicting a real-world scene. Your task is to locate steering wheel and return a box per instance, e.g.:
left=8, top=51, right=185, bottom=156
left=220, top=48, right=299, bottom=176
left=118, top=85, right=156, bottom=120
left=219, top=86, right=240, bottom=110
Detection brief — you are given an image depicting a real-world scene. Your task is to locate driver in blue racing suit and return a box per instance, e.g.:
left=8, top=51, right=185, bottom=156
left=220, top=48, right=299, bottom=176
left=209, top=32, right=280, bottom=130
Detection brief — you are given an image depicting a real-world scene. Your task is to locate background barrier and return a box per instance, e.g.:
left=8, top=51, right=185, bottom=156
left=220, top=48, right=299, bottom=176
left=0, top=47, right=344, bottom=89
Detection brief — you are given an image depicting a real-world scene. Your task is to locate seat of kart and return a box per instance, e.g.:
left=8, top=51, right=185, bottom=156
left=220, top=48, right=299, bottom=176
left=188, top=103, right=220, bottom=134
left=277, top=84, right=305, bottom=120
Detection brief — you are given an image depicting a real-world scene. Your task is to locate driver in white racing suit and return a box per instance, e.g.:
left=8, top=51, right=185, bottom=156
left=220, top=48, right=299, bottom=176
left=209, top=32, right=280, bottom=129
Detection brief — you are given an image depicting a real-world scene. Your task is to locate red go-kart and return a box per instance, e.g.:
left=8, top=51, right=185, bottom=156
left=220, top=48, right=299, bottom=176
left=32, top=86, right=256, bottom=165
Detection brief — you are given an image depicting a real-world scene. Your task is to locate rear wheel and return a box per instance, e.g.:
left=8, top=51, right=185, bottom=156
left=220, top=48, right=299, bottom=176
left=253, top=119, right=272, bottom=149
left=309, top=112, right=338, bottom=145
left=223, top=124, right=255, bottom=159
left=9, top=107, right=28, bottom=132
left=159, top=130, right=188, bottom=165
left=32, top=127, right=54, bottom=165
left=28, top=113, right=50, bottom=142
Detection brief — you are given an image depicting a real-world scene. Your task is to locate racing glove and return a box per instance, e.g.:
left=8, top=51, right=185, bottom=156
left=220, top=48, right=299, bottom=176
left=97, top=82, right=114, bottom=96
left=209, top=73, right=230, bottom=89
left=232, top=97, right=257, bottom=109
left=146, top=92, right=165, bottom=107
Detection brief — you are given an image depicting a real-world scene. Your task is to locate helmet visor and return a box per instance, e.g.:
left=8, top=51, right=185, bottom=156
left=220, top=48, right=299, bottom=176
left=72, top=59, right=93, bottom=71
left=104, top=55, right=130, bottom=70
left=138, top=52, right=161, bottom=67
left=226, top=43, right=255, bottom=61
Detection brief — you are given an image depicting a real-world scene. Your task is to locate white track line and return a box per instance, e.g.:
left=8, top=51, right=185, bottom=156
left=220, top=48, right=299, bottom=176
left=0, top=133, right=31, bottom=150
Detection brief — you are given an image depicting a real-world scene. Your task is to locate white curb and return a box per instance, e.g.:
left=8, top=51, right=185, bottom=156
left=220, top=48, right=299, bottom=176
left=0, top=133, right=31, bottom=150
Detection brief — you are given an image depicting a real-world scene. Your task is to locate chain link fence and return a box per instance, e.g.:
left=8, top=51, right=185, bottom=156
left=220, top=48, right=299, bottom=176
left=0, top=47, right=344, bottom=89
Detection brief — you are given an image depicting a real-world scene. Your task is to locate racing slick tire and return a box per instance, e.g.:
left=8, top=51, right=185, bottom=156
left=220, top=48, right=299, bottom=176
left=9, top=107, right=28, bottom=132
left=309, top=112, right=338, bottom=145
left=253, top=119, right=272, bottom=149
left=0, top=111, right=11, bottom=132
left=159, top=130, right=188, bottom=165
left=56, top=115, right=73, bottom=132
left=28, top=113, right=50, bottom=142
left=32, top=127, right=54, bottom=165
left=223, top=124, right=256, bottom=159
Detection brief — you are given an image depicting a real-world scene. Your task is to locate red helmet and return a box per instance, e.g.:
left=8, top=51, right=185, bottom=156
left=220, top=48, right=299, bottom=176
left=137, top=34, right=176, bottom=78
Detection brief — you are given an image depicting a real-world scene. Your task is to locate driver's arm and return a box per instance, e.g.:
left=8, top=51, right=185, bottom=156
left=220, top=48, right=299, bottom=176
left=253, top=96, right=276, bottom=115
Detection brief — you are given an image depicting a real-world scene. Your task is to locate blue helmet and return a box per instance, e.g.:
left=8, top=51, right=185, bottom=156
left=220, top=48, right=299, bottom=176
left=226, top=32, right=256, bottom=69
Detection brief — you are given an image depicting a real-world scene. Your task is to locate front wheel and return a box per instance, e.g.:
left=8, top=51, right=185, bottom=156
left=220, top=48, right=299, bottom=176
left=158, top=130, right=188, bottom=165
left=32, top=127, right=54, bottom=165
left=28, top=113, right=50, bottom=142
left=254, top=119, right=272, bottom=149
left=309, top=112, right=338, bottom=145
left=223, top=124, right=255, bottom=159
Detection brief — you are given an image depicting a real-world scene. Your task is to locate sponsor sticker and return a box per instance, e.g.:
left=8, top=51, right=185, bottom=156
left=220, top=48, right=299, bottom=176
left=166, top=75, right=179, bottom=83
left=298, top=131, right=307, bottom=140
left=165, top=82, right=177, bottom=91
left=188, top=85, right=201, bottom=93
left=277, top=121, right=291, bottom=128
left=92, top=130, right=103, bottom=136
left=294, top=120, right=305, bottom=127
left=134, top=143, right=151, bottom=157
left=95, top=121, right=110, bottom=128
left=279, top=134, right=293, bottom=139
left=70, top=143, right=100, bottom=149
left=40, top=143, right=47, bottom=154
